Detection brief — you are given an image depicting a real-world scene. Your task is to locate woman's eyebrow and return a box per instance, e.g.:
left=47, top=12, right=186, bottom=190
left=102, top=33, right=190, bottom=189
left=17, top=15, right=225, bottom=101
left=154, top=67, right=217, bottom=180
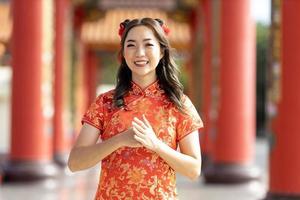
left=126, top=38, right=153, bottom=43
left=126, top=39, right=135, bottom=43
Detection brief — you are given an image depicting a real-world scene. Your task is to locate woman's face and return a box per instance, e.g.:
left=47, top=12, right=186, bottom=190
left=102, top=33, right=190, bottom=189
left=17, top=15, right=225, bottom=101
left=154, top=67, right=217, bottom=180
left=123, top=25, right=163, bottom=82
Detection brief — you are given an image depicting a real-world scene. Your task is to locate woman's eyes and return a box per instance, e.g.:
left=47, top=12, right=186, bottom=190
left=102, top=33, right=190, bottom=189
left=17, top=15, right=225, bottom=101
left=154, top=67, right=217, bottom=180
left=146, top=43, right=154, bottom=46
left=126, top=43, right=154, bottom=47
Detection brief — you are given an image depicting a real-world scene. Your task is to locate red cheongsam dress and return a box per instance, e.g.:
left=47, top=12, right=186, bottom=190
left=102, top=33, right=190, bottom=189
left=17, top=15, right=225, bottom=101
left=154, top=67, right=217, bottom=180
left=82, top=80, right=203, bottom=200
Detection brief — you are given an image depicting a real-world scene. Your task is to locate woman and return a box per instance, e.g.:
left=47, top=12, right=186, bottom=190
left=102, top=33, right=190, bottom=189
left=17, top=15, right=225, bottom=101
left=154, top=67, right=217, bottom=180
left=68, top=18, right=203, bottom=199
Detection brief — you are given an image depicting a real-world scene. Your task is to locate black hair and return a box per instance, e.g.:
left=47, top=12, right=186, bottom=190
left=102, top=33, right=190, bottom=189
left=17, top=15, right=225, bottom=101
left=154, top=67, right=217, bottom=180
left=114, top=18, right=185, bottom=112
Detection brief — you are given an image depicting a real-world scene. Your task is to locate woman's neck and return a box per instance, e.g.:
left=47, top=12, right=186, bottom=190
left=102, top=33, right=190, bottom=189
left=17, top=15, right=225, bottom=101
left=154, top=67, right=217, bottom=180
left=132, top=76, right=157, bottom=90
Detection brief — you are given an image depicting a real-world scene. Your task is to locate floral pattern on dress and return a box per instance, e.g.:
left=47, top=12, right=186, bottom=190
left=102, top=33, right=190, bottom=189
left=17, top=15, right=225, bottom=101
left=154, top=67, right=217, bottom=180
left=82, top=80, right=203, bottom=200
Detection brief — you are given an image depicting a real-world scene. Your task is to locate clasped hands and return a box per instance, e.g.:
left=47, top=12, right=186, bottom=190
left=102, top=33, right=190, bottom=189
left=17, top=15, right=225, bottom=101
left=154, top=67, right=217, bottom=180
left=120, top=114, right=160, bottom=152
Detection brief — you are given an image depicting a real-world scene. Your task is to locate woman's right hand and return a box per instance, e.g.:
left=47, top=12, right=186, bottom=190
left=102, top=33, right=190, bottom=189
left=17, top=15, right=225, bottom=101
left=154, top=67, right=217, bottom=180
left=118, top=128, right=143, bottom=148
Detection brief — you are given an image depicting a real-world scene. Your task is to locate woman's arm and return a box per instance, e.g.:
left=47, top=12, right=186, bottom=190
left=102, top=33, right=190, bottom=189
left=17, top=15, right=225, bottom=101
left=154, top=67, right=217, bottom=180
left=68, top=123, right=141, bottom=172
left=155, top=131, right=201, bottom=180
left=68, top=123, right=121, bottom=172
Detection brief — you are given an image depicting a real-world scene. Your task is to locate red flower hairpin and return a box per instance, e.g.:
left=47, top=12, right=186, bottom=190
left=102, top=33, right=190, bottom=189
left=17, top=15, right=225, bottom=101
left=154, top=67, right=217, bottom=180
left=118, top=24, right=125, bottom=37
left=162, top=24, right=170, bottom=35
left=118, top=22, right=170, bottom=38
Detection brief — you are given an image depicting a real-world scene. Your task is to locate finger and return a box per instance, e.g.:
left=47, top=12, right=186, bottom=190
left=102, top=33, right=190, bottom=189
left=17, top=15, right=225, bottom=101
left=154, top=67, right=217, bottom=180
left=132, top=121, right=145, bottom=132
left=132, top=126, right=144, bottom=136
left=134, top=135, right=145, bottom=145
left=133, top=117, right=148, bottom=129
left=142, top=114, right=152, bottom=127
left=134, top=129, right=146, bottom=139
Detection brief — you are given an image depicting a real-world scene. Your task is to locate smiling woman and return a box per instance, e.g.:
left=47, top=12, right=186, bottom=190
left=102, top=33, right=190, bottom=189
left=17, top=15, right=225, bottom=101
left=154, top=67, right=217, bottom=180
left=123, top=26, right=163, bottom=86
left=68, top=18, right=203, bottom=200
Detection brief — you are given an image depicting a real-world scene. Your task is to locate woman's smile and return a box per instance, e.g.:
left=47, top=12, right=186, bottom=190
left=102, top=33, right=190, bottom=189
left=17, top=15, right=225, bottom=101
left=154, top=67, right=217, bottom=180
left=134, top=60, right=149, bottom=67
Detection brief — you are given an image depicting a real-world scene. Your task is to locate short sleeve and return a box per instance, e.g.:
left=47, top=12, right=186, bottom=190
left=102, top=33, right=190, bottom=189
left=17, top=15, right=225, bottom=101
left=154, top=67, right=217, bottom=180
left=176, top=95, right=203, bottom=141
left=81, top=94, right=105, bottom=132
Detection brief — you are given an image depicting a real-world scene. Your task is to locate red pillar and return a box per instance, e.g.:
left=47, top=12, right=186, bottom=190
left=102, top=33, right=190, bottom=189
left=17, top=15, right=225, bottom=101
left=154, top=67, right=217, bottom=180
left=188, top=7, right=210, bottom=170
left=53, top=0, right=70, bottom=167
left=84, top=49, right=98, bottom=108
left=201, top=0, right=213, bottom=167
left=72, top=6, right=86, bottom=136
left=187, top=9, right=198, bottom=103
left=266, top=1, right=300, bottom=199
left=205, top=0, right=259, bottom=183
left=73, top=40, right=88, bottom=136
left=4, top=0, right=57, bottom=181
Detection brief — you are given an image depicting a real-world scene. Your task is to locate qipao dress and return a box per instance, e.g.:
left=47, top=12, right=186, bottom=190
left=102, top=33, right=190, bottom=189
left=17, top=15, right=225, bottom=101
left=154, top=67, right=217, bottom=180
left=82, top=80, right=203, bottom=200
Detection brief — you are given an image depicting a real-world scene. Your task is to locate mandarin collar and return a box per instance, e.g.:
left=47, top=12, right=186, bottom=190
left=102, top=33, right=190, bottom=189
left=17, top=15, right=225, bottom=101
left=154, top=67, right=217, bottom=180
left=129, top=80, right=164, bottom=97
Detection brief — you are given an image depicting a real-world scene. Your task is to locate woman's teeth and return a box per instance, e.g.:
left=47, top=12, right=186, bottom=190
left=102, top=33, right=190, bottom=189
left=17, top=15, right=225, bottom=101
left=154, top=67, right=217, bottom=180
left=134, top=61, right=149, bottom=66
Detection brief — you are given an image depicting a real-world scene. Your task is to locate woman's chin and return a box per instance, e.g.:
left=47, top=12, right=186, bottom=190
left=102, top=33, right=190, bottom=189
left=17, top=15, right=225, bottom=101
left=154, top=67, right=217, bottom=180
left=132, top=67, right=150, bottom=73
left=132, top=70, right=156, bottom=78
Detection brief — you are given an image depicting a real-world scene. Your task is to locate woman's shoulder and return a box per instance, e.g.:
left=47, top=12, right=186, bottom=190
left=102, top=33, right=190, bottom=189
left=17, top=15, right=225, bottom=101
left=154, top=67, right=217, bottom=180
left=167, top=93, right=192, bottom=113
left=94, top=89, right=115, bottom=105
left=179, top=93, right=198, bottom=113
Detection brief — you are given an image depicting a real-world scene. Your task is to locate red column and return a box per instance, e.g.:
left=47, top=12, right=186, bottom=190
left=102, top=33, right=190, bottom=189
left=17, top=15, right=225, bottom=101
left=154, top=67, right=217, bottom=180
left=187, top=9, right=198, bottom=103
left=205, top=0, right=259, bottom=183
left=188, top=8, right=209, bottom=170
left=201, top=0, right=213, bottom=168
left=72, top=6, right=86, bottom=137
left=84, top=49, right=98, bottom=108
left=53, top=0, right=70, bottom=167
left=4, top=0, right=57, bottom=181
left=73, top=40, right=88, bottom=136
left=266, top=1, right=300, bottom=199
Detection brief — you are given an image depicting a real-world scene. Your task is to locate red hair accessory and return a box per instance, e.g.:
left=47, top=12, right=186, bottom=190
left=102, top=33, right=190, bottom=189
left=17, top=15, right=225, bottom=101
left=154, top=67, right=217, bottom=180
left=118, top=24, right=125, bottom=37
left=162, top=24, right=170, bottom=35
left=118, top=21, right=170, bottom=38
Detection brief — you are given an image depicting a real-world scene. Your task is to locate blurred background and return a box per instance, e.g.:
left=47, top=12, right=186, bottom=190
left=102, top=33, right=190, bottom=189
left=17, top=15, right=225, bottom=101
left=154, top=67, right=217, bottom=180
left=0, top=0, right=299, bottom=200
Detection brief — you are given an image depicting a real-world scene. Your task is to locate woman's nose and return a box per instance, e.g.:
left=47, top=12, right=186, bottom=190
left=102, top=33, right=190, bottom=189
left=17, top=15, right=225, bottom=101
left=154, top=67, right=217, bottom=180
left=136, top=46, right=145, bottom=57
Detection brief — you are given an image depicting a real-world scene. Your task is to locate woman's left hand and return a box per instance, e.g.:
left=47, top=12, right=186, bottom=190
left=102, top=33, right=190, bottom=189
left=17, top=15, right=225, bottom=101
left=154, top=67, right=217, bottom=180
left=132, top=115, right=161, bottom=152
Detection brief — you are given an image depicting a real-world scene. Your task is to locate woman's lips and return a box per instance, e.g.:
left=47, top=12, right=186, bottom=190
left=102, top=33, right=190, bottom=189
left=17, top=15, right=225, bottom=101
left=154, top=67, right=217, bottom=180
left=134, top=61, right=149, bottom=67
